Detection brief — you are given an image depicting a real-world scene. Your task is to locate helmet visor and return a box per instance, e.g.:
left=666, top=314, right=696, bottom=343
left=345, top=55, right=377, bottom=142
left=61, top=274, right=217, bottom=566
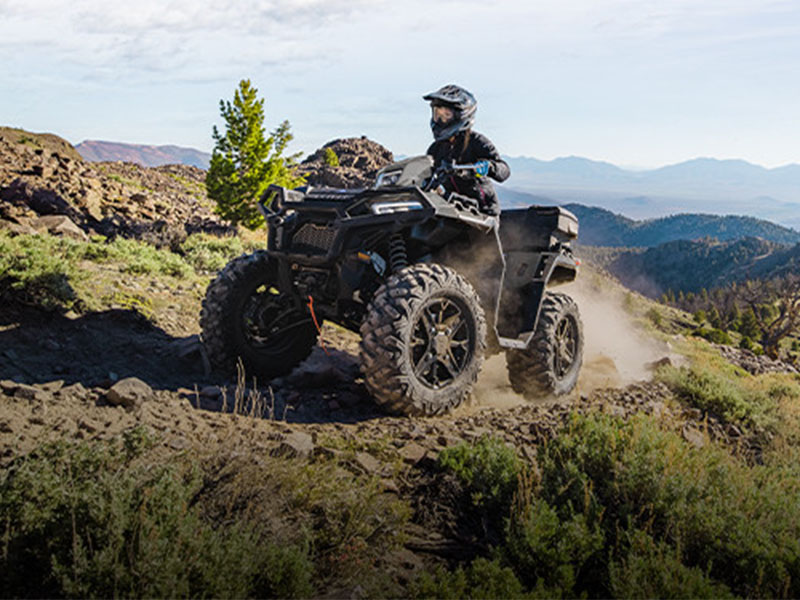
left=432, top=104, right=454, bottom=125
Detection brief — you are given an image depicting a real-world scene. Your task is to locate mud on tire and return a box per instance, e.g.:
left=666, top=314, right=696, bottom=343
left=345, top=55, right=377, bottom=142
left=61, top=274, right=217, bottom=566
left=201, top=250, right=317, bottom=379
left=359, top=263, right=487, bottom=416
left=506, top=292, right=583, bottom=399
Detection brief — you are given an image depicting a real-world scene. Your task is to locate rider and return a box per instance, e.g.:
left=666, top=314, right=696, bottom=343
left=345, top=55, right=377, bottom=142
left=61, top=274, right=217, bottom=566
left=424, top=84, right=510, bottom=215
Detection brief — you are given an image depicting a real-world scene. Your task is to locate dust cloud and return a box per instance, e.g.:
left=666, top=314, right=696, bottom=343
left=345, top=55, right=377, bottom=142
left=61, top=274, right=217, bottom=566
left=469, top=274, right=671, bottom=411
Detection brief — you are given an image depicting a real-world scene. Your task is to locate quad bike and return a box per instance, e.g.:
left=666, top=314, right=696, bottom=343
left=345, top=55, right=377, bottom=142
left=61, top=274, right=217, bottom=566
left=201, top=155, right=583, bottom=416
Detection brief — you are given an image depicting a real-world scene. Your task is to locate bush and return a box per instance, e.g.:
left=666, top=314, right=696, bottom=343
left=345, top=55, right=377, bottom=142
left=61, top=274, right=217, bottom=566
left=656, top=365, right=777, bottom=432
left=179, top=232, right=254, bottom=272
left=0, top=429, right=313, bottom=598
left=535, top=413, right=800, bottom=598
left=324, top=147, right=340, bottom=167
left=692, top=326, right=733, bottom=345
left=0, top=231, right=81, bottom=309
left=410, top=557, right=526, bottom=600
left=608, top=530, right=734, bottom=598
left=437, top=436, right=520, bottom=510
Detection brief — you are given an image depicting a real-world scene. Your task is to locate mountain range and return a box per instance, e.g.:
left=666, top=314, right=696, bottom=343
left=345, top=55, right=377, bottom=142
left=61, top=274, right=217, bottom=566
left=494, top=189, right=800, bottom=247
left=500, top=155, right=800, bottom=231
left=75, top=140, right=211, bottom=169
left=581, top=236, right=800, bottom=298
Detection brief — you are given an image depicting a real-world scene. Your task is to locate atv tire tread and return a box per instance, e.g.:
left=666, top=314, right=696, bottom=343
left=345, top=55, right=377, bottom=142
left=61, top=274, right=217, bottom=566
left=201, top=250, right=317, bottom=378
left=360, top=263, right=487, bottom=416
left=506, top=292, right=583, bottom=399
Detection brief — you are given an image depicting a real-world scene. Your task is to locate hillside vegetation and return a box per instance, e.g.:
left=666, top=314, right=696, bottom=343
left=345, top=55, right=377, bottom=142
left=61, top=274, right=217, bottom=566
left=2, top=126, right=800, bottom=597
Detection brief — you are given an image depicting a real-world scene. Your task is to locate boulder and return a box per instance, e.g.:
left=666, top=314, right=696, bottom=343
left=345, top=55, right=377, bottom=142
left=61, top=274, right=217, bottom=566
left=106, top=377, right=153, bottom=409
left=32, top=215, right=87, bottom=240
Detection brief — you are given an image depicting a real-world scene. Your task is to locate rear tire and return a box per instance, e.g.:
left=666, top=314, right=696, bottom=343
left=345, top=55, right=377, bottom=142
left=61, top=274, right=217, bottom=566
left=201, top=250, right=317, bottom=379
left=506, top=292, right=583, bottom=399
left=360, top=264, right=487, bottom=416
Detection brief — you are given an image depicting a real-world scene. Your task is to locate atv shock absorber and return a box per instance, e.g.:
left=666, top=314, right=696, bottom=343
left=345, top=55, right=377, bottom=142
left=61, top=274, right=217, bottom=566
left=389, top=233, right=409, bottom=273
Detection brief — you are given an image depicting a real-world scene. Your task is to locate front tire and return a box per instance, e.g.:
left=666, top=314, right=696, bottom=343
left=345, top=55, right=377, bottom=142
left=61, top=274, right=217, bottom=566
left=359, top=264, right=487, bottom=416
left=506, top=292, right=583, bottom=399
left=200, top=250, right=317, bottom=379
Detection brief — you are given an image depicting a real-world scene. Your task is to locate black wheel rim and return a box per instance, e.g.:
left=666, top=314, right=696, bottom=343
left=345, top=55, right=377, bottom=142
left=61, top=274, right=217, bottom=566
left=242, top=285, right=310, bottom=354
left=410, top=295, right=474, bottom=389
left=554, top=315, right=578, bottom=379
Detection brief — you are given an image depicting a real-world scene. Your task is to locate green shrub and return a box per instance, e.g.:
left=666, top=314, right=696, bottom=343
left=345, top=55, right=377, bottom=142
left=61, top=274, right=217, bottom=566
left=504, top=496, right=605, bottom=593
left=410, top=557, right=526, bottom=600
left=324, top=147, right=340, bottom=167
left=536, top=413, right=800, bottom=597
left=608, top=530, right=734, bottom=599
left=656, top=365, right=777, bottom=432
left=0, top=428, right=313, bottom=598
left=692, top=326, right=733, bottom=345
left=179, top=232, right=257, bottom=272
left=438, top=436, right=520, bottom=510
left=646, top=307, right=663, bottom=327
left=0, top=232, right=82, bottom=309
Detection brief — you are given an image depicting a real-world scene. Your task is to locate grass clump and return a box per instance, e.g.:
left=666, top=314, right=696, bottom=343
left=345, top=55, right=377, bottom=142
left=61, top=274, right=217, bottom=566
left=0, top=427, right=313, bottom=598
left=656, top=364, right=779, bottom=433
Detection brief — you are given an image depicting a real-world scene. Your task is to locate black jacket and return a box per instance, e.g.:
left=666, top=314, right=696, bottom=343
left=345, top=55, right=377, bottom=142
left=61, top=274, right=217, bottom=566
left=426, top=130, right=510, bottom=215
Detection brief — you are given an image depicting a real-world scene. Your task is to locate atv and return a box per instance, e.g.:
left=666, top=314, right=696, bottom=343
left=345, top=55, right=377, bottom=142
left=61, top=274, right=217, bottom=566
left=201, top=155, right=583, bottom=416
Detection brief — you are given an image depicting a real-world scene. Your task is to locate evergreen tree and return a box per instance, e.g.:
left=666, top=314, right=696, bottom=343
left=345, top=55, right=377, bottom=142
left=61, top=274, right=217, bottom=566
left=738, top=307, right=760, bottom=339
left=206, top=79, right=305, bottom=229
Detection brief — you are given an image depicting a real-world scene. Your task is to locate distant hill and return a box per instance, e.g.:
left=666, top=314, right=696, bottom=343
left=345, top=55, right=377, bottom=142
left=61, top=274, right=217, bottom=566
left=75, top=140, right=211, bottom=169
left=500, top=155, right=800, bottom=230
left=583, top=237, right=800, bottom=298
left=496, top=187, right=800, bottom=247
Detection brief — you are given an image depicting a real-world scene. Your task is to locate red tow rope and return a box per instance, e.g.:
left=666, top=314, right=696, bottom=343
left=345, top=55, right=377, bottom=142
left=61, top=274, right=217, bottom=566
left=307, top=295, right=330, bottom=356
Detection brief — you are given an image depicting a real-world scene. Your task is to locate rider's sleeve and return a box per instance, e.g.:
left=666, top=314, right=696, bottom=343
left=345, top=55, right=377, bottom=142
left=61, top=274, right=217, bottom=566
left=472, top=133, right=510, bottom=183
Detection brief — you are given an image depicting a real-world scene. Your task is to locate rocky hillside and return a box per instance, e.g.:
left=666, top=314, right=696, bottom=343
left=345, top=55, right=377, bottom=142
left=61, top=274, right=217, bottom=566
left=0, top=127, right=227, bottom=246
left=297, top=136, right=394, bottom=188
left=581, top=236, right=800, bottom=297
left=4, top=126, right=800, bottom=597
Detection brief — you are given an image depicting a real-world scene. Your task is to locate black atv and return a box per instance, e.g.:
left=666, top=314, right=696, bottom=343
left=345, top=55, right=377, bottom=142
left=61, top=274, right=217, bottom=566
left=201, top=156, right=583, bottom=416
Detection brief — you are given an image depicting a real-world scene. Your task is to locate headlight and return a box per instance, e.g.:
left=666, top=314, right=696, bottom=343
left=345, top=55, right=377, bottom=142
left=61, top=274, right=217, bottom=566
left=370, top=201, right=424, bottom=215
left=374, top=170, right=402, bottom=188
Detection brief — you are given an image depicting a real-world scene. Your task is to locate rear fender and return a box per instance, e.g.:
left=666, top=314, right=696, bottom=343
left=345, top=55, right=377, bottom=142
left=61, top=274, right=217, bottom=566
left=494, top=251, right=577, bottom=349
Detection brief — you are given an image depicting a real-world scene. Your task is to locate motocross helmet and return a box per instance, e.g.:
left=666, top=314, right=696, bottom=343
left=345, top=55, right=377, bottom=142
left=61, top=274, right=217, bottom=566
left=423, top=84, right=477, bottom=141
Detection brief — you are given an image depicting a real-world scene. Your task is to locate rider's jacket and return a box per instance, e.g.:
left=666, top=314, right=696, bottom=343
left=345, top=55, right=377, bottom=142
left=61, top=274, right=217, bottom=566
left=426, top=130, right=510, bottom=216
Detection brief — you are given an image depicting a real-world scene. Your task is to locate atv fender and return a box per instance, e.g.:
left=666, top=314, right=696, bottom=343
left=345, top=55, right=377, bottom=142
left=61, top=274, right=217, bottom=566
left=494, top=250, right=577, bottom=349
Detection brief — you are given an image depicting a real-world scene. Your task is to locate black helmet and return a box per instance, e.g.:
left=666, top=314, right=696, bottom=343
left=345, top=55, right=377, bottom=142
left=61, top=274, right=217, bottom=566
left=423, top=84, right=477, bottom=141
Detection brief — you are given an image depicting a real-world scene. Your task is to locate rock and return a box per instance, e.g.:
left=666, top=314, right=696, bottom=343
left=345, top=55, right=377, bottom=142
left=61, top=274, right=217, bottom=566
left=13, top=383, right=52, bottom=402
left=682, top=425, right=706, bottom=448
left=274, top=431, right=315, bottom=459
left=354, top=451, right=382, bottom=474
left=0, top=380, right=19, bottom=394
left=199, top=385, right=222, bottom=398
left=298, top=137, right=394, bottom=189
left=646, top=356, right=672, bottom=370
left=37, top=380, right=64, bottom=393
left=106, top=377, right=153, bottom=409
left=59, top=382, right=89, bottom=400
left=398, top=442, right=428, bottom=465
left=32, top=215, right=87, bottom=240
left=0, top=419, right=13, bottom=433
left=381, top=478, right=400, bottom=494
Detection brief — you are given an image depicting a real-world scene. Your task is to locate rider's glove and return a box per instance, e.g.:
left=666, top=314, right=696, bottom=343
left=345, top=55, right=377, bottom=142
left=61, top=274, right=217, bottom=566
left=474, top=160, right=490, bottom=178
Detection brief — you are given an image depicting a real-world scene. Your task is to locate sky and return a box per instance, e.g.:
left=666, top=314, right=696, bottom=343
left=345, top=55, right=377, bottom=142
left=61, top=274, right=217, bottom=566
left=2, top=0, right=799, bottom=168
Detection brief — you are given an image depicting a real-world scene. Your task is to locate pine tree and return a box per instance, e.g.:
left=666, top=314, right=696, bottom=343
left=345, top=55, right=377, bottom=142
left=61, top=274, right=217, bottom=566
left=206, top=79, right=305, bottom=229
